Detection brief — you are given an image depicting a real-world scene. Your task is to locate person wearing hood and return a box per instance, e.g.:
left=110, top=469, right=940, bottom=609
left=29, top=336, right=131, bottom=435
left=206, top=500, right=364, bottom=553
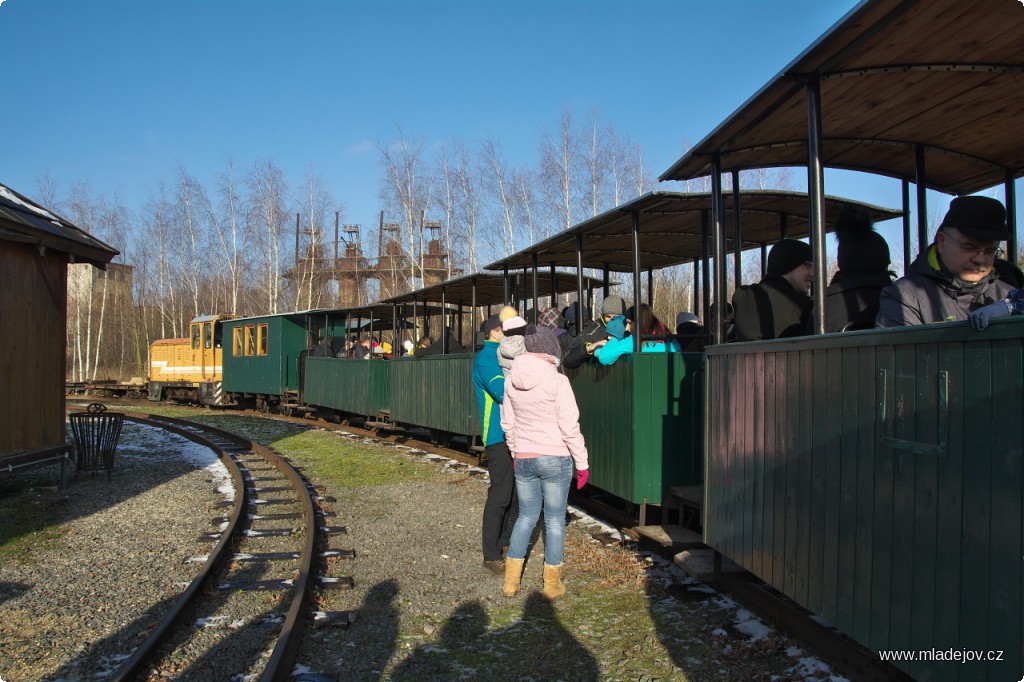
left=732, top=239, right=814, bottom=341
left=498, top=315, right=528, bottom=375
left=563, top=294, right=625, bottom=369
left=876, top=196, right=1013, bottom=327
left=825, top=208, right=894, bottom=332
left=499, top=325, right=589, bottom=601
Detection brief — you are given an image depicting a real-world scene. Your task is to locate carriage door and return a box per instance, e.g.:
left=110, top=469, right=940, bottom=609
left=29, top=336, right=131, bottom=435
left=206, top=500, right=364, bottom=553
left=202, top=322, right=213, bottom=379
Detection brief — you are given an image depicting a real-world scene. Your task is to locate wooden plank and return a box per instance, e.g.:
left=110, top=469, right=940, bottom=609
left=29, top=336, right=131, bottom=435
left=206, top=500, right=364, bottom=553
left=931, top=341, right=964, bottom=682
left=870, top=344, right=895, bottom=654
left=820, top=347, right=843, bottom=627
left=888, top=344, right=917, bottom=660
left=851, top=345, right=876, bottom=644
left=762, top=351, right=778, bottom=587
left=959, top=341, right=992, bottom=679
left=986, top=337, right=1023, bottom=681
left=794, top=350, right=814, bottom=608
left=751, top=350, right=766, bottom=579
left=783, top=351, right=800, bottom=599
left=908, top=343, right=938, bottom=681
left=806, top=348, right=828, bottom=616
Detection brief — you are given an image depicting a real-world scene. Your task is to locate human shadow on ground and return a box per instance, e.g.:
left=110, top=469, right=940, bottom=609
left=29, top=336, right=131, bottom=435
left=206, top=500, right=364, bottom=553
left=391, top=592, right=599, bottom=681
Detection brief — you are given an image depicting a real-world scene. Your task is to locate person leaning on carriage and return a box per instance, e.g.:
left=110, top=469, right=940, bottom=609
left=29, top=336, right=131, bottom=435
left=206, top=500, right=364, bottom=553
left=875, top=196, right=1022, bottom=328
left=731, top=239, right=814, bottom=341
left=562, top=295, right=626, bottom=368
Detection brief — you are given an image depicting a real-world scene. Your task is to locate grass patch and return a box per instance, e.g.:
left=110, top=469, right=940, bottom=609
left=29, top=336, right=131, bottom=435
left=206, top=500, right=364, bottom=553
left=0, top=484, right=68, bottom=563
left=274, top=430, right=445, bottom=488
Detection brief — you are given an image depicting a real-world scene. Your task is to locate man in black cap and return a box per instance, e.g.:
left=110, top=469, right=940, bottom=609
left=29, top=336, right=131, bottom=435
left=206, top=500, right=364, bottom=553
left=732, top=238, right=814, bottom=341
left=876, top=196, right=1013, bottom=327
left=471, top=313, right=516, bottom=575
left=563, top=294, right=625, bottom=368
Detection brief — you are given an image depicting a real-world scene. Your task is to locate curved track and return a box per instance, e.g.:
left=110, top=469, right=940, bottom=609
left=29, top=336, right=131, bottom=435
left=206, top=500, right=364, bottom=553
left=106, top=412, right=350, bottom=682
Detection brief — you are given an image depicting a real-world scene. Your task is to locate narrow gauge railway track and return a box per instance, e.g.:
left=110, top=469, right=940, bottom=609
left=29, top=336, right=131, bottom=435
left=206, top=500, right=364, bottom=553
left=107, top=413, right=353, bottom=682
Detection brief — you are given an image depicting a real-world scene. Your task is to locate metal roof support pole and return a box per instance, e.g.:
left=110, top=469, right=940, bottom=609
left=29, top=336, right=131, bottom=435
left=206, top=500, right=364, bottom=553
left=392, top=303, right=397, bottom=348
left=368, top=310, right=375, bottom=362
left=692, top=260, right=701, bottom=316
left=345, top=312, right=351, bottom=347
left=456, top=302, right=463, bottom=346
left=575, top=234, right=587, bottom=325
left=915, top=144, right=929, bottom=253
left=1006, top=173, right=1017, bottom=263
left=531, top=253, right=539, bottom=321
left=732, top=170, right=742, bottom=288
left=902, top=179, right=913, bottom=272
left=503, top=267, right=509, bottom=306
left=631, top=210, right=642, bottom=353
left=806, top=75, right=828, bottom=335
left=440, top=288, right=447, bottom=354
left=549, top=265, right=557, bottom=310
left=603, top=265, right=610, bottom=297
left=711, top=155, right=726, bottom=345
left=647, top=268, right=654, bottom=307
left=780, top=213, right=789, bottom=240
left=471, top=278, right=477, bottom=346
left=701, top=209, right=712, bottom=342
left=760, top=243, right=768, bottom=279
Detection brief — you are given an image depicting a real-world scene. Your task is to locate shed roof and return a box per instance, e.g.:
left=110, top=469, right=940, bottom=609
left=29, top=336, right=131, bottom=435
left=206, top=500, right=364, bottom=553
left=484, top=191, right=901, bottom=272
left=380, top=271, right=607, bottom=306
left=659, top=0, right=1024, bottom=195
left=0, top=183, right=119, bottom=268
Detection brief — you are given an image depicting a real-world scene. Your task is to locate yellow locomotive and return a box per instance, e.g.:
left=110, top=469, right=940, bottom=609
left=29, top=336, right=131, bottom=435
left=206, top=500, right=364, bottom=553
left=148, top=314, right=237, bottom=404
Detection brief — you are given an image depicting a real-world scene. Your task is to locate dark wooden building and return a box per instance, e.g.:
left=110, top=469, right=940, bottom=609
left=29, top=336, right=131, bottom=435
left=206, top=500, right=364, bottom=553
left=0, top=182, right=118, bottom=476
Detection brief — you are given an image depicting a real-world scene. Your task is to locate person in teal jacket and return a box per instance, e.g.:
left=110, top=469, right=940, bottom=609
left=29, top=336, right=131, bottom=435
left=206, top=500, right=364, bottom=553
left=472, top=313, right=515, bottom=576
left=595, top=307, right=681, bottom=366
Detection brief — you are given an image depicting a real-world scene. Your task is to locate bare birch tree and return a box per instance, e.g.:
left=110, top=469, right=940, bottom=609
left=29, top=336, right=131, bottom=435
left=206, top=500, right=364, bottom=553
left=379, top=129, right=428, bottom=291
left=248, top=159, right=289, bottom=313
left=538, top=108, right=581, bottom=235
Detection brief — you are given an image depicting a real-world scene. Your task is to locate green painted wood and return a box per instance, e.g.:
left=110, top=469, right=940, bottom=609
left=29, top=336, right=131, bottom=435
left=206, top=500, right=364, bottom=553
left=223, top=315, right=308, bottom=395
left=570, top=353, right=703, bottom=505
left=303, top=358, right=390, bottom=417
left=389, top=355, right=479, bottom=436
left=704, top=317, right=1024, bottom=681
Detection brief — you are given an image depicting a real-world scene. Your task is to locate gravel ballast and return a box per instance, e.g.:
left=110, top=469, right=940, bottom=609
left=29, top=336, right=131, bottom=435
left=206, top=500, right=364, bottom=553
left=0, top=415, right=851, bottom=681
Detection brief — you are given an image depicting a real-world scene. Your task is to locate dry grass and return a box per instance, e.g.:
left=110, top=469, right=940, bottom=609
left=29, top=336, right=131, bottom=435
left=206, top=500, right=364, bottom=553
left=562, top=526, right=648, bottom=589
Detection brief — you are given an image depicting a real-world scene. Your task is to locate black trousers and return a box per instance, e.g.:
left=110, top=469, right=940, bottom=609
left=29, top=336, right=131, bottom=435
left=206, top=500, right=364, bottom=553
left=481, top=441, right=516, bottom=561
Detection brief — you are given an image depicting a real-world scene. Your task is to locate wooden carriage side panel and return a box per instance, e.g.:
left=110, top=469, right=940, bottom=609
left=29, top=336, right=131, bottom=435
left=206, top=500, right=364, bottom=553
left=571, top=360, right=635, bottom=503
left=303, top=358, right=390, bottom=418
left=0, top=243, right=67, bottom=458
left=851, top=344, right=876, bottom=645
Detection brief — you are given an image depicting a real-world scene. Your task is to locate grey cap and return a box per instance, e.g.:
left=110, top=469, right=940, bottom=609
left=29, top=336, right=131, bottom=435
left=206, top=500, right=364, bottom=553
left=601, top=295, right=625, bottom=316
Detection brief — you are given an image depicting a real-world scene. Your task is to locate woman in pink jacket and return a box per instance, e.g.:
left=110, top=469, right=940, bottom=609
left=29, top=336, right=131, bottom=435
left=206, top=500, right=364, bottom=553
left=500, top=325, right=589, bottom=600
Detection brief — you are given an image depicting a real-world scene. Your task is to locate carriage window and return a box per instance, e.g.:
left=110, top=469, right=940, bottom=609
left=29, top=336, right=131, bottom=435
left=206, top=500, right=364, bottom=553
left=204, top=323, right=213, bottom=350
left=191, top=324, right=201, bottom=350
left=213, top=323, right=224, bottom=349
left=233, top=327, right=243, bottom=356
left=257, top=324, right=268, bottom=356
left=245, top=325, right=256, bottom=356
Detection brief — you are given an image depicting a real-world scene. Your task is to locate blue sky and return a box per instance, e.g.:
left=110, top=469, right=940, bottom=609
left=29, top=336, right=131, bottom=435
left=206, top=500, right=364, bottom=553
left=2, top=0, right=1016, bottom=267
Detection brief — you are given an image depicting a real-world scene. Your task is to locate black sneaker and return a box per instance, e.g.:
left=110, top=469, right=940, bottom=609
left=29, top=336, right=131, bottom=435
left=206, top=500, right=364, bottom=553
left=482, top=559, right=505, bottom=576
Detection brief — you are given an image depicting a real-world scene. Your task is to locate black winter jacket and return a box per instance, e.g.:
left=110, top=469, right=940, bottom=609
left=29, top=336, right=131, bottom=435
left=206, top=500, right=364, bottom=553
left=825, top=270, right=894, bottom=332
left=562, top=318, right=608, bottom=369
left=875, top=246, right=1012, bottom=327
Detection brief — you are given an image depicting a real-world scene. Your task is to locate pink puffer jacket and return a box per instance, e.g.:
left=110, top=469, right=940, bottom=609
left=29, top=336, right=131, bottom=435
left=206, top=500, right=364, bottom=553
left=500, top=353, right=588, bottom=471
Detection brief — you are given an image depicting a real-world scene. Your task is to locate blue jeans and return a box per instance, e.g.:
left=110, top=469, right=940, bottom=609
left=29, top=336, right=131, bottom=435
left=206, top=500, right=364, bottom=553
left=507, top=456, right=573, bottom=566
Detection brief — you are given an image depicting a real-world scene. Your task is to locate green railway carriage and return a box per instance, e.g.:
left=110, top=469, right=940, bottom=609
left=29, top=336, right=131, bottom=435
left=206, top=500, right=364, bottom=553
left=222, top=311, right=333, bottom=412
left=703, top=319, right=1024, bottom=681
left=657, top=0, right=1024, bottom=679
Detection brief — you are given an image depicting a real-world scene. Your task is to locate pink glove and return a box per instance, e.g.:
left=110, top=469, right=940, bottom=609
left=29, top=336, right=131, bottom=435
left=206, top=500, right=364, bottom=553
left=575, top=469, right=589, bottom=490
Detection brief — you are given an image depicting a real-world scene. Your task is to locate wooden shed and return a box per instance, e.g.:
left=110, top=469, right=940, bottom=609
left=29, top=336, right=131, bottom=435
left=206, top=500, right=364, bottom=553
left=0, top=183, right=118, bottom=476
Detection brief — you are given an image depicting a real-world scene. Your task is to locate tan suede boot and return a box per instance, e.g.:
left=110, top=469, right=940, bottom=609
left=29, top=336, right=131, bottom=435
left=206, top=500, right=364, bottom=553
left=541, top=563, right=566, bottom=600
left=502, top=558, right=525, bottom=597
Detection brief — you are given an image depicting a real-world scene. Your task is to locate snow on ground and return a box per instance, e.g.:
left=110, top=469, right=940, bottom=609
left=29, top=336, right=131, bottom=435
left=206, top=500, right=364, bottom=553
left=114, top=421, right=234, bottom=500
